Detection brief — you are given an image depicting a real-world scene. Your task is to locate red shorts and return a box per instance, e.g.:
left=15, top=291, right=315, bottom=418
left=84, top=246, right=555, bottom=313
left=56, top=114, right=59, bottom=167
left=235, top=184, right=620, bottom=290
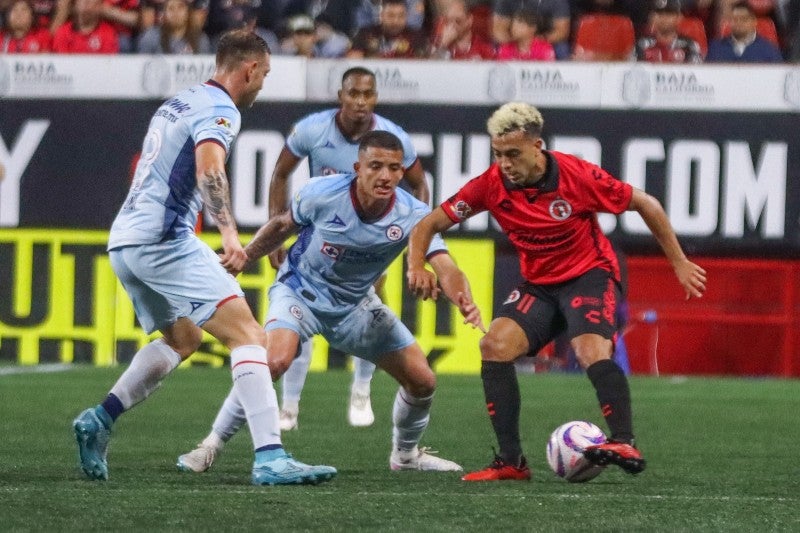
left=497, top=268, right=621, bottom=355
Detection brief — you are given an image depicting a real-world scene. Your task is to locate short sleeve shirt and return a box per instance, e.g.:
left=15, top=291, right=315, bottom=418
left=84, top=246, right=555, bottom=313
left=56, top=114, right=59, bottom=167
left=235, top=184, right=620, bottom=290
left=442, top=151, right=632, bottom=285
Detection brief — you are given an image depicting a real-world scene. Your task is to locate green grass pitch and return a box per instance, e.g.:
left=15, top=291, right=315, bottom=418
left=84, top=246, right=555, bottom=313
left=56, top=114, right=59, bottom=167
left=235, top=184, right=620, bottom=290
left=1, top=366, right=799, bottom=531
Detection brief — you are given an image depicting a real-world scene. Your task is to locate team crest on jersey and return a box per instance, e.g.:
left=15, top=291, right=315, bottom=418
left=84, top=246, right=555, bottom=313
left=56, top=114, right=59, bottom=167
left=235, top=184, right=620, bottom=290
left=450, top=200, right=473, bottom=220
left=503, top=290, right=521, bottom=305
left=289, top=305, right=303, bottom=320
left=385, top=224, right=403, bottom=241
left=548, top=199, right=572, bottom=221
left=215, top=117, right=231, bottom=128
left=321, top=242, right=342, bottom=259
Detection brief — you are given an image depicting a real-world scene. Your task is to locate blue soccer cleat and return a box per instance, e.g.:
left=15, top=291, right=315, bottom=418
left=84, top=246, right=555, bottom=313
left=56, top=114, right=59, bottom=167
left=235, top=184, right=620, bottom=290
left=251, top=452, right=337, bottom=486
left=73, top=408, right=111, bottom=481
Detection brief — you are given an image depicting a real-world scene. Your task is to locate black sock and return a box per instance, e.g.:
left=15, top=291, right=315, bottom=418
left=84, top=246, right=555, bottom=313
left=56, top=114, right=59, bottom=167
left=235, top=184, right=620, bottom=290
left=481, top=361, right=522, bottom=464
left=586, top=359, right=634, bottom=444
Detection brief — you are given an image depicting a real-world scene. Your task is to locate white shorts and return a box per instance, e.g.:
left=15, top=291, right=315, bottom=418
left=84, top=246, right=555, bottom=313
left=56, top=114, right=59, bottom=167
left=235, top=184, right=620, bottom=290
left=264, top=282, right=415, bottom=362
left=109, top=237, right=244, bottom=334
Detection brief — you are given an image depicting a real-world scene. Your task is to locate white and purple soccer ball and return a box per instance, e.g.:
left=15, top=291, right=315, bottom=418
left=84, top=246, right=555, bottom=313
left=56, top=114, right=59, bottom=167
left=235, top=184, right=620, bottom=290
left=546, top=421, right=607, bottom=483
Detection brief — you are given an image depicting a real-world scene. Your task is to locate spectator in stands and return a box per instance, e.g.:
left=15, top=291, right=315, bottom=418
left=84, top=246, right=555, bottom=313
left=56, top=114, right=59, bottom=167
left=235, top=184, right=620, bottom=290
left=139, top=0, right=206, bottom=36
left=348, top=0, right=429, bottom=58
left=706, top=0, right=783, bottom=62
left=279, top=13, right=349, bottom=57
left=100, top=0, right=139, bottom=52
left=1, top=0, right=51, bottom=51
left=136, top=0, right=209, bottom=53
left=203, top=0, right=279, bottom=51
left=281, top=0, right=361, bottom=37
left=429, top=0, right=494, bottom=59
left=52, top=0, right=119, bottom=52
left=492, top=0, right=571, bottom=59
left=636, top=0, right=703, bottom=62
left=354, top=0, right=428, bottom=33
left=496, top=7, right=555, bottom=60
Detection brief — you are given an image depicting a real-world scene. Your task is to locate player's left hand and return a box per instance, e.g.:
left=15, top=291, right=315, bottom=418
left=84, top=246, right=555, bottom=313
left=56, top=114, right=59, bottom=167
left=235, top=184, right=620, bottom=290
left=674, top=258, right=707, bottom=300
left=407, top=266, right=441, bottom=301
left=457, top=292, right=486, bottom=333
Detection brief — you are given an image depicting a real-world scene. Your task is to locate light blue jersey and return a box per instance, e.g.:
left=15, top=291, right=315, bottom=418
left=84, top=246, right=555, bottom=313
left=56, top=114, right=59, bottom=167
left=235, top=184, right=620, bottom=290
left=275, top=173, right=446, bottom=317
left=285, top=109, right=418, bottom=177
left=108, top=81, right=241, bottom=250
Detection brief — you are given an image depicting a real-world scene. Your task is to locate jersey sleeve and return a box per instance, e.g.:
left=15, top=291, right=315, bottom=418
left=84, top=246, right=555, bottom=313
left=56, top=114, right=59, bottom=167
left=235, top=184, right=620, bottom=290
left=290, top=180, right=317, bottom=227
left=440, top=171, right=490, bottom=223
left=426, top=232, right=448, bottom=259
left=285, top=115, right=314, bottom=158
left=578, top=159, right=633, bottom=214
left=193, top=102, right=240, bottom=154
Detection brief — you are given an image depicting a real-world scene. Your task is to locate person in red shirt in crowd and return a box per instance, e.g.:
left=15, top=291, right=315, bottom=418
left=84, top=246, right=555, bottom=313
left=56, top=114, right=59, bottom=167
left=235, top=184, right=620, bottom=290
left=52, top=0, right=119, bottom=52
left=348, top=0, right=428, bottom=58
left=407, top=102, right=707, bottom=481
left=636, top=0, right=703, bottom=62
left=496, top=8, right=555, bottom=60
left=1, top=0, right=52, bottom=52
left=430, top=0, right=495, bottom=59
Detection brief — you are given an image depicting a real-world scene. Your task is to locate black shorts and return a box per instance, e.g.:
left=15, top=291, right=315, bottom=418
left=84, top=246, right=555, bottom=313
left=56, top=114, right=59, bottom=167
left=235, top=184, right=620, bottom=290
left=497, top=268, right=621, bottom=355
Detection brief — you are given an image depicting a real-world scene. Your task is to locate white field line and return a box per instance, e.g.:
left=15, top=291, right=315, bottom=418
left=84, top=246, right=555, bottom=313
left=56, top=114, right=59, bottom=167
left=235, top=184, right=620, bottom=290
left=0, top=363, right=74, bottom=376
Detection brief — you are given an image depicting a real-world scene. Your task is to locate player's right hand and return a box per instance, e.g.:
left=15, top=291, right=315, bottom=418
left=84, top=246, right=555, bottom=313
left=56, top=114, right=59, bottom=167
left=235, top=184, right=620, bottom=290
left=219, top=233, right=248, bottom=275
left=268, top=247, right=288, bottom=270
left=674, top=259, right=707, bottom=300
left=407, top=266, right=441, bottom=301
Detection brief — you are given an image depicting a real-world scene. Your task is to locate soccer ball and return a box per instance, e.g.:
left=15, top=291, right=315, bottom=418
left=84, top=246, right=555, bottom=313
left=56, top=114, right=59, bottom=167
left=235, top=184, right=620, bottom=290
left=546, top=421, right=607, bottom=483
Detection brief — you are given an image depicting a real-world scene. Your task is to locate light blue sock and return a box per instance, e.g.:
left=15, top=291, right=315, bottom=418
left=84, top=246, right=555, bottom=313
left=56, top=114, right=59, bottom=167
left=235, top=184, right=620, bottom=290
left=255, top=445, right=286, bottom=464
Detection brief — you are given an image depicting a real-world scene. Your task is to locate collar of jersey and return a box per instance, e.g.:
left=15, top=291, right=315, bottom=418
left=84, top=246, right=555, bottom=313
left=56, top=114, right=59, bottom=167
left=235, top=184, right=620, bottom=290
left=349, top=177, right=396, bottom=223
left=502, top=151, right=560, bottom=192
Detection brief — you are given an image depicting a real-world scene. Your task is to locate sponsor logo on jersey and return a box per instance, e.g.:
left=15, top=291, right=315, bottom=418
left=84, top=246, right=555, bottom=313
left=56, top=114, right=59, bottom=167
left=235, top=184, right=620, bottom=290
left=385, top=224, right=403, bottom=241
left=289, top=305, right=303, bottom=320
left=548, top=199, right=572, bottom=221
left=327, top=214, right=346, bottom=227
left=321, top=242, right=342, bottom=259
left=503, top=289, right=521, bottom=305
left=189, top=301, right=204, bottom=312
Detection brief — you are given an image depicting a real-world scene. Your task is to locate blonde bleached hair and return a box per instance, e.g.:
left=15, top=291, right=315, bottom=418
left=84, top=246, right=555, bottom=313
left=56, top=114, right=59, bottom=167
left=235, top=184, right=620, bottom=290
left=486, top=102, right=544, bottom=138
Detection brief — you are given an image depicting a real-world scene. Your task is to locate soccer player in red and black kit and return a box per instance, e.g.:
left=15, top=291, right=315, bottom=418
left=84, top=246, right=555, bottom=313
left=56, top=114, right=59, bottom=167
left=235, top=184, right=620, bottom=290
left=406, top=102, right=707, bottom=481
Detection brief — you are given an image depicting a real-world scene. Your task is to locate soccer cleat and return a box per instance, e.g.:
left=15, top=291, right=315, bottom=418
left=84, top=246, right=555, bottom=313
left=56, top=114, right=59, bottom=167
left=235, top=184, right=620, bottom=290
left=176, top=444, right=220, bottom=473
left=348, top=390, right=375, bottom=427
left=73, top=408, right=111, bottom=481
left=251, top=453, right=337, bottom=486
left=390, top=446, right=463, bottom=472
left=461, top=455, right=531, bottom=481
left=583, top=441, right=646, bottom=474
left=278, top=407, right=299, bottom=432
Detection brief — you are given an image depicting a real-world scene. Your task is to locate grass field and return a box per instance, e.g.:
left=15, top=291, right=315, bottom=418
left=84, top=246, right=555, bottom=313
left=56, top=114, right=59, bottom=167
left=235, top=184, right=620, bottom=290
left=1, top=366, right=799, bottom=532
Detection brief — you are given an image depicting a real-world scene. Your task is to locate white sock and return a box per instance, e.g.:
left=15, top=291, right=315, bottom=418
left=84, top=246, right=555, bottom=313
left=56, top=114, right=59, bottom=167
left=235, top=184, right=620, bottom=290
left=230, top=345, right=281, bottom=451
left=353, top=357, right=376, bottom=393
left=109, top=338, right=182, bottom=410
left=392, top=388, right=433, bottom=452
left=281, top=338, right=312, bottom=406
left=208, top=387, right=246, bottom=444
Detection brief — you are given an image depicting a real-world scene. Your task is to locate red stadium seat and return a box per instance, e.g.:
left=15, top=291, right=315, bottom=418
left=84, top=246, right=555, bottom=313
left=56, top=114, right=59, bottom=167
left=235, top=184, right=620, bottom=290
left=678, top=16, right=708, bottom=56
left=572, top=14, right=635, bottom=61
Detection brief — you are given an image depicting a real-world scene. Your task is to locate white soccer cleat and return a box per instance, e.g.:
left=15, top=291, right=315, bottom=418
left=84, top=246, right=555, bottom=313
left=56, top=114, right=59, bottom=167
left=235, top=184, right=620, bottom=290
left=176, top=444, right=219, bottom=473
left=389, top=446, right=463, bottom=472
left=348, top=391, right=375, bottom=427
left=279, top=407, right=299, bottom=432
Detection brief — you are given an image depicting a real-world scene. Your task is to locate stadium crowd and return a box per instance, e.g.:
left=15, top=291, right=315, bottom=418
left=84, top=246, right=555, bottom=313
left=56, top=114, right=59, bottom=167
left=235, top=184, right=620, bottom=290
left=1, top=0, right=798, bottom=61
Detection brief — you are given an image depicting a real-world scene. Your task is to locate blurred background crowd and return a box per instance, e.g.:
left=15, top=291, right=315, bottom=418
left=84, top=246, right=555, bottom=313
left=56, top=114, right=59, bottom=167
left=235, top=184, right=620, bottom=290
left=1, top=0, right=798, bottom=63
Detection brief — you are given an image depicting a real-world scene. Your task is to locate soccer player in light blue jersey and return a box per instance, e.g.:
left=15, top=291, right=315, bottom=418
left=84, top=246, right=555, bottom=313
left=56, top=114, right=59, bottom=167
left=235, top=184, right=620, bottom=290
left=72, top=30, right=336, bottom=486
left=177, top=131, right=484, bottom=473
left=268, top=66, right=430, bottom=431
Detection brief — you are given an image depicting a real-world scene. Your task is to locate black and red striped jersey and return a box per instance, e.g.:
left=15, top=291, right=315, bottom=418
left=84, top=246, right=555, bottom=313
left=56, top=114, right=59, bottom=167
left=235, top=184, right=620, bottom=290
left=441, top=151, right=632, bottom=285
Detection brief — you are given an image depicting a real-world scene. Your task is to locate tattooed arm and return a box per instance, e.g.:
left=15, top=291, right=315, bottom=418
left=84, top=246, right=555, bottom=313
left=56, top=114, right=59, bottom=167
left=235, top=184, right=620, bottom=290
left=244, top=211, right=299, bottom=267
left=195, top=141, right=247, bottom=274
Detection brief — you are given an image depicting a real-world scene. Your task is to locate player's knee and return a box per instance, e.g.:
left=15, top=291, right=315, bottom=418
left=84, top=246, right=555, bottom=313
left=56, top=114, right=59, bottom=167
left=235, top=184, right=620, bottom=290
left=571, top=335, right=612, bottom=368
left=480, top=333, right=514, bottom=362
left=266, top=350, right=294, bottom=379
left=406, top=371, right=436, bottom=398
left=163, top=327, right=203, bottom=359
